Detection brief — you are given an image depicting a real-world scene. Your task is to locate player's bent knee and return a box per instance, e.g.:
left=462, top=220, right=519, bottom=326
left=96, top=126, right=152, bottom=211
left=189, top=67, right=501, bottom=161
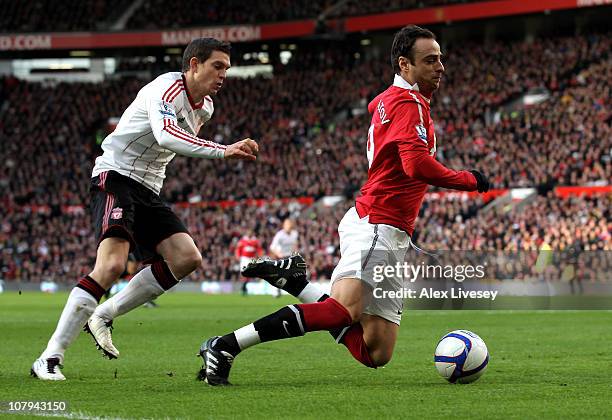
left=369, top=349, right=393, bottom=367
left=185, top=250, right=203, bottom=271
left=185, top=251, right=203, bottom=273
left=102, top=259, right=127, bottom=280
left=168, top=250, right=202, bottom=279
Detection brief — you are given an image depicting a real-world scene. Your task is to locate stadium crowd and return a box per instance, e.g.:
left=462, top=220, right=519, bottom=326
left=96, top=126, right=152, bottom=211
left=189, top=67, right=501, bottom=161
left=1, top=32, right=610, bottom=283
left=0, top=0, right=131, bottom=33
left=2, top=33, right=609, bottom=209
left=330, top=0, right=481, bottom=18
left=436, top=34, right=611, bottom=188
left=0, top=0, right=487, bottom=33
left=126, top=0, right=482, bottom=29
left=415, top=193, right=611, bottom=252
left=1, top=193, right=609, bottom=283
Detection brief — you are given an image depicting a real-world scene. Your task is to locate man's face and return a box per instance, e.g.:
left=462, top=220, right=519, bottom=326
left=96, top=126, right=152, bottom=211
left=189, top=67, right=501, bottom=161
left=409, top=38, right=445, bottom=92
left=283, top=220, right=293, bottom=232
left=193, top=50, right=231, bottom=96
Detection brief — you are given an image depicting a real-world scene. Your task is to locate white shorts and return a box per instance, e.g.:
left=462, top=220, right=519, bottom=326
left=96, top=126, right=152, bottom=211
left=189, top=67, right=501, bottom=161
left=331, top=207, right=410, bottom=325
left=240, top=256, right=252, bottom=270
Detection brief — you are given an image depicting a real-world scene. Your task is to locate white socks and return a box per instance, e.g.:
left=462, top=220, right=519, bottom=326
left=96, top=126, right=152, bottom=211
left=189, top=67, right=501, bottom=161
left=93, top=266, right=166, bottom=321
left=41, top=287, right=97, bottom=362
left=234, top=324, right=261, bottom=350
left=297, top=282, right=327, bottom=303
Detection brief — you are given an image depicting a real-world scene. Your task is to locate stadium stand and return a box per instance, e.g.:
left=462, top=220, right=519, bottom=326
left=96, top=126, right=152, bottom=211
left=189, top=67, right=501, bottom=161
left=0, top=0, right=131, bottom=32
left=330, top=0, right=481, bottom=18
left=125, top=0, right=483, bottom=30
left=0, top=0, right=488, bottom=32
left=415, top=194, right=611, bottom=252
left=0, top=31, right=610, bottom=283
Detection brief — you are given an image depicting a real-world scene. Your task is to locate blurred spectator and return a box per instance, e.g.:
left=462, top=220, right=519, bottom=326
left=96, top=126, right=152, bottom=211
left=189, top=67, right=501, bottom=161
left=0, top=0, right=131, bottom=32
left=0, top=0, right=487, bottom=33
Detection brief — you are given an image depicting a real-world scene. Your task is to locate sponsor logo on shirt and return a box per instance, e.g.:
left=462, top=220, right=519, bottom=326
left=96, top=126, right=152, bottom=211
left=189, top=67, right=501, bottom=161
left=415, top=124, right=428, bottom=144
left=111, top=207, right=123, bottom=220
left=159, top=102, right=177, bottom=118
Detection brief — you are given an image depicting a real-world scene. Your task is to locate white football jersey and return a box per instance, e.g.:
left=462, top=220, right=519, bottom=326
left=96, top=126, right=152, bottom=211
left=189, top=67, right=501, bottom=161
left=92, top=72, right=226, bottom=194
left=269, top=229, right=299, bottom=257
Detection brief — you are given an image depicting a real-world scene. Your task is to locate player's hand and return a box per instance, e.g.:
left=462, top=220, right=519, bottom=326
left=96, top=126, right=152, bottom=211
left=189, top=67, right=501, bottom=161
left=470, top=170, right=490, bottom=193
left=224, top=138, right=259, bottom=161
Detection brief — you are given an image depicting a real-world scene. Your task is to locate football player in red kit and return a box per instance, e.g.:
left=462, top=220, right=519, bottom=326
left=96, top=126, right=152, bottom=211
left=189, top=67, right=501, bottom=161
left=235, top=230, right=263, bottom=295
left=197, top=25, right=490, bottom=385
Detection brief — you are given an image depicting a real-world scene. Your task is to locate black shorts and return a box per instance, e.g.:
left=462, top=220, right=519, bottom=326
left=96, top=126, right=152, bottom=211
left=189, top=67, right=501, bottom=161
left=90, top=171, right=189, bottom=261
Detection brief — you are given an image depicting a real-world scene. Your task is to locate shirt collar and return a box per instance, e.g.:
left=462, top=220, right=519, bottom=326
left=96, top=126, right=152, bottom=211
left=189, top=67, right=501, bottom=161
left=392, top=74, right=431, bottom=103
left=181, top=73, right=203, bottom=109
left=393, top=74, right=419, bottom=91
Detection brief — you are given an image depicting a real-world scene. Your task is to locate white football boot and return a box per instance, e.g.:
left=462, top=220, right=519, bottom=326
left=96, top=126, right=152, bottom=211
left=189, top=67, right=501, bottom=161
left=31, top=357, right=66, bottom=381
left=84, top=314, right=120, bottom=359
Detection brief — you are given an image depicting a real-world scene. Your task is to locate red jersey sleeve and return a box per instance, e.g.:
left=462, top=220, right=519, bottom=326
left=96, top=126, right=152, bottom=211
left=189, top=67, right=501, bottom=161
left=393, top=101, right=477, bottom=191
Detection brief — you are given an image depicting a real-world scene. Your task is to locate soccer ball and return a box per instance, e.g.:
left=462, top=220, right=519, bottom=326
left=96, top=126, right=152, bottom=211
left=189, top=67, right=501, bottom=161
left=434, top=330, right=489, bottom=384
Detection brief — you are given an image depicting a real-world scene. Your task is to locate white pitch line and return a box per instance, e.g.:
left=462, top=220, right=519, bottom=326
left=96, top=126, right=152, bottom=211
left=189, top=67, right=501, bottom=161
left=0, top=410, right=134, bottom=420
left=1, top=410, right=187, bottom=420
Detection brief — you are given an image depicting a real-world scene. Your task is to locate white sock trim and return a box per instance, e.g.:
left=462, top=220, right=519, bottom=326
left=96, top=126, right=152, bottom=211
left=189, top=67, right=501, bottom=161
left=335, top=326, right=351, bottom=344
left=288, top=305, right=305, bottom=335
left=234, top=324, right=260, bottom=350
left=297, top=282, right=326, bottom=303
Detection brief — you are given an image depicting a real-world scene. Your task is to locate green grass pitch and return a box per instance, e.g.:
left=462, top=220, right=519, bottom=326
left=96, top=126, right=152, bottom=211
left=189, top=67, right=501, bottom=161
left=1, top=292, right=610, bottom=419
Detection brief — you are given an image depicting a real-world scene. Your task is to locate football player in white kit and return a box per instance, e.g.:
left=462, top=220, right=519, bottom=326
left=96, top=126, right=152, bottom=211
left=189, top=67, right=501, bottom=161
left=269, top=219, right=299, bottom=260
left=31, top=38, right=259, bottom=380
left=268, top=219, right=299, bottom=296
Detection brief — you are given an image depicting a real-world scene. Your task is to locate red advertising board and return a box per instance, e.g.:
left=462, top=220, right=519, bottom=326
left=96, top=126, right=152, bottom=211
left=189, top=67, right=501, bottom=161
left=344, top=0, right=598, bottom=32
left=555, top=186, right=612, bottom=197
left=0, top=21, right=315, bottom=51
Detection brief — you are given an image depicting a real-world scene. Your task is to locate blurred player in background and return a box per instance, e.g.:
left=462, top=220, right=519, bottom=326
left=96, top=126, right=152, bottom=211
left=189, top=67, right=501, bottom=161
left=269, top=219, right=299, bottom=260
left=268, top=218, right=299, bottom=297
left=197, top=25, right=490, bottom=385
left=235, top=229, right=263, bottom=296
left=31, top=38, right=259, bottom=381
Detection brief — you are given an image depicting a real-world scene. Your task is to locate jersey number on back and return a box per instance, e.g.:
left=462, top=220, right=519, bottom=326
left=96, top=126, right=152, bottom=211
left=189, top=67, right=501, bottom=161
left=366, top=125, right=375, bottom=168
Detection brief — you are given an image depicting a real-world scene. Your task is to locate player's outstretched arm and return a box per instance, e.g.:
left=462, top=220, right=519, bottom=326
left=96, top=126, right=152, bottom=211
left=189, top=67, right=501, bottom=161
left=393, top=101, right=489, bottom=193
left=148, top=97, right=227, bottom=159
left=224, top=138, right=259, bottom=161
left=398, top=140, right=490, bottom=192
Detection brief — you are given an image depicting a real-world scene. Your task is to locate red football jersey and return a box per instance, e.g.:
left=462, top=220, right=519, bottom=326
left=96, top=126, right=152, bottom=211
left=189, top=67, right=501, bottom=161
left=235, top=236, right=263, bottom=259
left=356, top=75, right=477, bottom=235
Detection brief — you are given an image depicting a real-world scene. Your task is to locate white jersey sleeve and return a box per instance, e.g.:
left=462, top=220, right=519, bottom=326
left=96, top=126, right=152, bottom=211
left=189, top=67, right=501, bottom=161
left=146, top=92, right=226, bottom=159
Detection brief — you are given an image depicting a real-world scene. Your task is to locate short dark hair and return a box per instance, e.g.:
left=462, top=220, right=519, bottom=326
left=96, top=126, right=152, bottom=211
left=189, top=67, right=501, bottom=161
left=182, top=38, right=231, bottom=72
left=390, top=25, right=436, bottom=74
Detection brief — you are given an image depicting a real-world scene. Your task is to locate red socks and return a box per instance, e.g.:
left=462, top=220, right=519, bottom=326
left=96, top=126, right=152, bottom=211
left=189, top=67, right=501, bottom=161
left=298, top=298, right=353, bottom=331
left=339, top=323, right=376, bottom=368
left=298, top=297, right=376, bottom=368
